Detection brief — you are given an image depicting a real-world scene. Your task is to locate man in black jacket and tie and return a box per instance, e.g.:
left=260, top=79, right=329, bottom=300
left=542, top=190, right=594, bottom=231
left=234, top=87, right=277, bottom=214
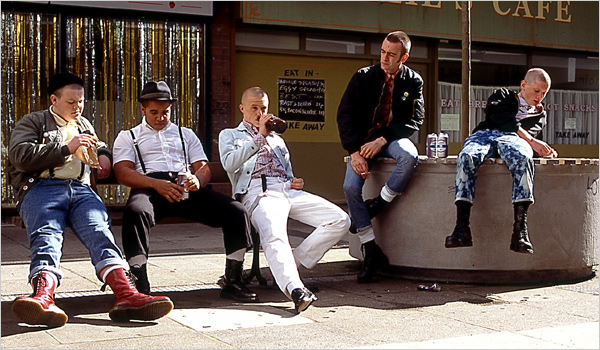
left=337, top=31, right=425, bottom=283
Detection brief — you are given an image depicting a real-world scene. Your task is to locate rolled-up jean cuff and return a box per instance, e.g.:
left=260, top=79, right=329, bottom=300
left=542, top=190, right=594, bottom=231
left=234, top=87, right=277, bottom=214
left=94, top=258, right=129, bottom=281
left=29, top=266, right=64, bottom=286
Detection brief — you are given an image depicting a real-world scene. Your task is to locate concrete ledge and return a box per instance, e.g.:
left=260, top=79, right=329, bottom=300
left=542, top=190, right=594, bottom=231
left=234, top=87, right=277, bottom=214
left=348, top=156, right=599, bottom=284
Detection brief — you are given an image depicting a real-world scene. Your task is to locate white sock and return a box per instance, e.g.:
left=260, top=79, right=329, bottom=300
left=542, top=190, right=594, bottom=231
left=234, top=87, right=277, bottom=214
left=380, top=185, right=397, bottom=202
left=226, top=248, right=246, bottom=261
left=128, top=255, right=147, bottom=268
left=358, top=227, right=376, bottom=244
left=101, top=265, right=122, bottom=282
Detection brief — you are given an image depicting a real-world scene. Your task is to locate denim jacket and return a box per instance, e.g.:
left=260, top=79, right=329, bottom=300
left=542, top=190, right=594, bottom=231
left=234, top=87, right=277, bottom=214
left=218, top=122, right=293, bottom=196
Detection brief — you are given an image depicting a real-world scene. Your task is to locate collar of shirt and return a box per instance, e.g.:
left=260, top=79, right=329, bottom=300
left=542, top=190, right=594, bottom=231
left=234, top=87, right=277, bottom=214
left=242, top=120, right=259, bottom=136
left=516, top=95, right=543, bottom=121
left=384, top=69, right=399, bottom=83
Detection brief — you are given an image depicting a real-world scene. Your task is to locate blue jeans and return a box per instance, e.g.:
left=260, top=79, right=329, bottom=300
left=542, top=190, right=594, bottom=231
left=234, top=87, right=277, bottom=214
left=455, top=129, right=534, bottom=204
left=19, top=179, right=127, bottom=285
left=343, top=138, right=418, bottom=232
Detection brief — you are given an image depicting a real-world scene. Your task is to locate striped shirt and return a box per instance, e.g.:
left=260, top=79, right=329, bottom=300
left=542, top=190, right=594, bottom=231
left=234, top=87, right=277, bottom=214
left=243, top=120, right=288, bottom=180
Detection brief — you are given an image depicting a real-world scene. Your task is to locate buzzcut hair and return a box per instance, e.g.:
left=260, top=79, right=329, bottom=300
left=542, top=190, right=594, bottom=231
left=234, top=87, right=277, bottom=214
left=385, top=31, right=411, bottom=56
left=241, top=86, right=268, bottom=105
left=524, top=68, right=551, bottom=88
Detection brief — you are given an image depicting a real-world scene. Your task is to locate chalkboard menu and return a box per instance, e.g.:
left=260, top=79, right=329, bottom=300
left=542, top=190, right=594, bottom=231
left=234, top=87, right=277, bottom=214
left=278, top=78, right=325, bottom=122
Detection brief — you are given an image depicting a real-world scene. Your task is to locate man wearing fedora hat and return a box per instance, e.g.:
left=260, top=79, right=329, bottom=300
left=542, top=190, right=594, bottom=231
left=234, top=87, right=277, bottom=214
left=7, top=72, right=174, bottom=327
left=113, top=80, right=258, bottom=302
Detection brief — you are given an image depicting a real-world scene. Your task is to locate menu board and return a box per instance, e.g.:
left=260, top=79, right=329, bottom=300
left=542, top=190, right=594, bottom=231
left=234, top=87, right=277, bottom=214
left=277, top=78, right=325, bottom=122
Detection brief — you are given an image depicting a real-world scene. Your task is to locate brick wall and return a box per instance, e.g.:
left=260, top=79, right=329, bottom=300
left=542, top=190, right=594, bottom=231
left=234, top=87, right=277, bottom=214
left=208, top=2, right=234, bottom=195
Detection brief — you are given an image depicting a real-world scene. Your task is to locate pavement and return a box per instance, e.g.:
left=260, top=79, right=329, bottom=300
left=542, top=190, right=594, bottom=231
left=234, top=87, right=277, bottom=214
left=1, top=212, right=599, bottom=349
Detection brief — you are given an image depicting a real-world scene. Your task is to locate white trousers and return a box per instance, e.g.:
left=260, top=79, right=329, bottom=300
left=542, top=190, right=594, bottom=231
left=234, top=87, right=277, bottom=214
left=242, top=177, right=350, bottom=297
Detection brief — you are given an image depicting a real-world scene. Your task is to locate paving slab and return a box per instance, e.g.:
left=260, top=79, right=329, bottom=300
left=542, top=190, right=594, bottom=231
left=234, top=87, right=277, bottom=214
left=2, top=218, right=598, bottom=349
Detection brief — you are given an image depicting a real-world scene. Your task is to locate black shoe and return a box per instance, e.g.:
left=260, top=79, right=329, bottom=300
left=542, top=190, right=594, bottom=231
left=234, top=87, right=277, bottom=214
left=357, top=241, right=389, bottom=284
left=445, top=225, right=473, bottom=248
left=365, top=195, right=389, bottom=219
left=220, top=259, right=259, bottom=302
left=291, top=288, right=317, bottom=313
left=220, top=281, right=259, bottom=302
left=130, top=265, right=151, bottom=295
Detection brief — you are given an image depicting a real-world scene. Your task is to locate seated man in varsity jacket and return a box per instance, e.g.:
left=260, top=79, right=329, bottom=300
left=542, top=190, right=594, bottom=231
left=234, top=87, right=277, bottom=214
left=112, top=81, right=257, bottom=302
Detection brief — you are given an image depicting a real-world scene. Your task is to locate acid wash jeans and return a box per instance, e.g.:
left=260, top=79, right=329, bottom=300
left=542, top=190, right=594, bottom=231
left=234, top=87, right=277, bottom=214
left=455, top=129, right=535, bottom=204
left=19, top=179, right=127, bottom=285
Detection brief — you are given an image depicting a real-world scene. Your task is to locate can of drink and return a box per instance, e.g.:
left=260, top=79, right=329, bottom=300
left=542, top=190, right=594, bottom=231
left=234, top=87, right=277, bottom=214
left=426, top=133, right=438, bottom=158
left=437, top=132, right=449, bottom=158
left=177, top=172, right=189, bottom=200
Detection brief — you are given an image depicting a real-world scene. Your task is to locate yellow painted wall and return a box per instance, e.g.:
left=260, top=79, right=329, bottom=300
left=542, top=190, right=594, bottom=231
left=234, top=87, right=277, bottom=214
left=234, top=51, right=372, bottom=202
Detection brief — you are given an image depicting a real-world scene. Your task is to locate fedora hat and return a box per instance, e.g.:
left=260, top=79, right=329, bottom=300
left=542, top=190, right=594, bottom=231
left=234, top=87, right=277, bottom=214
left=138, top=81, right=177, bottom=102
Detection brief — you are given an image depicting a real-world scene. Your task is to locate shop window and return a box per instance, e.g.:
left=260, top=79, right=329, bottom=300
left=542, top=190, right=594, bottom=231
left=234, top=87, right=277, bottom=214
left=306, top=33, right=364, bottom=54
left=2, top=10, right=205, bottom=206
left=369, top=37, right=428, bottom=59
left=1, top=11, right=58, bottom=205
left=236, top=28, right=300, bottom=50
left=532, top=52, right=599, bottom=91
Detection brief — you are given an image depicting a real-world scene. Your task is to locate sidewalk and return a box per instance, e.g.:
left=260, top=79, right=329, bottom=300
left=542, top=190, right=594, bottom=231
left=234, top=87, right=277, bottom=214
left=1, top=219, right=598, bottom=349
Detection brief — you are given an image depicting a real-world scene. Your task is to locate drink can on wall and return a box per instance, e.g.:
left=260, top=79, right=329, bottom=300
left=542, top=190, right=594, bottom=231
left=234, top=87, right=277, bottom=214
left=426, top=133, right=437, bottom=158
left=437, top=132, right=449, bottom=158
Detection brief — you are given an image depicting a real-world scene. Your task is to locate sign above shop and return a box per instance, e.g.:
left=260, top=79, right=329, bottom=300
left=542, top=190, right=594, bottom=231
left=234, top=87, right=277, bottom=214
left=25, top=1, right=213, bottom=16
left=240, top=1, right=598, bottom=52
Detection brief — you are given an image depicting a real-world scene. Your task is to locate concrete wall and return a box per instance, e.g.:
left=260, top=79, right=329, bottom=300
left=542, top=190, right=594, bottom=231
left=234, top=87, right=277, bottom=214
left=349, top=156, right=599, bottom=284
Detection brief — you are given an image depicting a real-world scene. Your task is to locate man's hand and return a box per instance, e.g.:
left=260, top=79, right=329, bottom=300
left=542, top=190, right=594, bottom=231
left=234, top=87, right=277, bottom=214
left=97, top=155, right=111, bottom=179
left=530, top=138, right=558, bottom=158
left=290, top=177, right=304, bottom=190
left=182, top=173, right=201, bottom=192
left=350, top=151, right=369, bottom=179
left=153, top=179, right=185, bottom=203
left=66, top=134, right=97, bottom=154
left=258, top=114, right=274, bottom=137
left=518, top=127, right=557, bottom=158
left=359, top=137, right=387, bottom=159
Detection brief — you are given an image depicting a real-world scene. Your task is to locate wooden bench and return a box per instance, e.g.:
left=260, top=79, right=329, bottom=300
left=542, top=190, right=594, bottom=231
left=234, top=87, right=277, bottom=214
left=346, top=156, right=599, bottom=285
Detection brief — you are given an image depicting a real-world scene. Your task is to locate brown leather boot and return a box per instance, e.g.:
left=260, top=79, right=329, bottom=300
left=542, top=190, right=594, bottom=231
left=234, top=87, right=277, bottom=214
left=104, top=267, right=173, bottom=322
left=11, top=271, right=68, bottom=327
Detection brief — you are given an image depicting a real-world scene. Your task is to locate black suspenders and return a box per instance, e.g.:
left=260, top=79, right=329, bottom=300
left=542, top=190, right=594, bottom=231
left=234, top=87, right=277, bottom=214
left=129, top=125, right=188, bottom=175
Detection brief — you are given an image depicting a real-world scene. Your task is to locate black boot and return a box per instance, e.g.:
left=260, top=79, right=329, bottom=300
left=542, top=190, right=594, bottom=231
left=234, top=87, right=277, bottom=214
left=357, top=240, right=389, bottom=283
left=445, top=201, right=473, bottom=248
left=130, top=264, right=151, bottom=295
left=510, top=202, right=534, bottom=254
left=365, top=195, right=389, bottom=219
left=349, top=195, right=390, bottom=233
left=220, top=259, right=259, bottom=302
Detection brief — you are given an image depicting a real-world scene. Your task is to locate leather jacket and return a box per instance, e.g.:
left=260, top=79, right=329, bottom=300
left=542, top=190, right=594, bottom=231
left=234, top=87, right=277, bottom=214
left=337, top=63, right=425, bottom=155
